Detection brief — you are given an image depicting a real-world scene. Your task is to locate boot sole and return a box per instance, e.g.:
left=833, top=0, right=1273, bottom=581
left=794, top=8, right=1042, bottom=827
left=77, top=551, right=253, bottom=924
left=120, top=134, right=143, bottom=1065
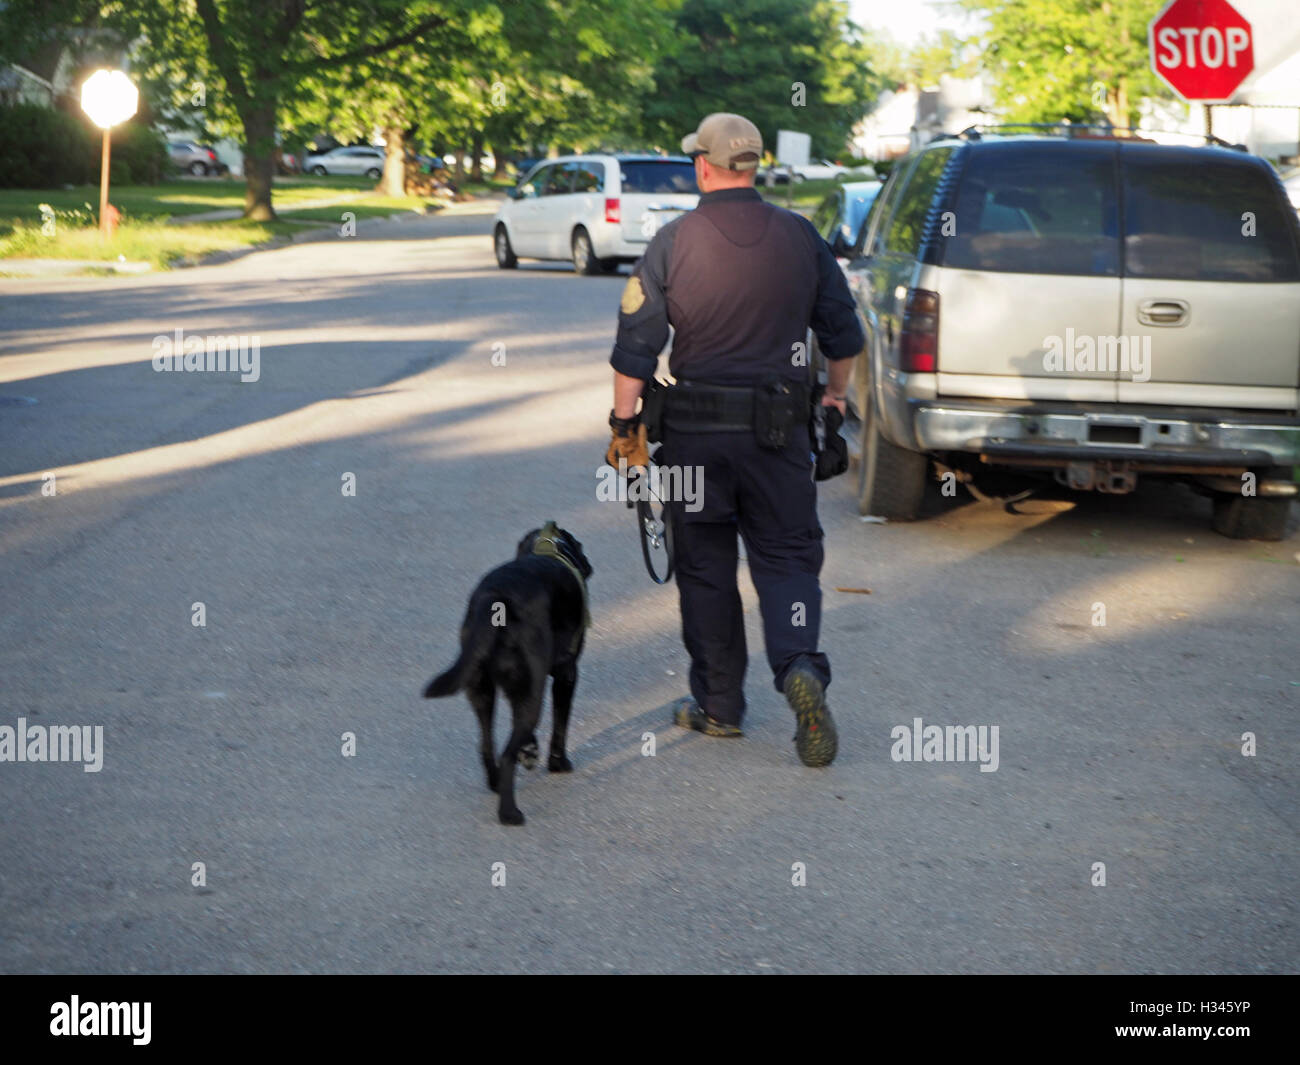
left=785, top=670, right=838, bottom=767
left=672, top=702, right=744, bottom=738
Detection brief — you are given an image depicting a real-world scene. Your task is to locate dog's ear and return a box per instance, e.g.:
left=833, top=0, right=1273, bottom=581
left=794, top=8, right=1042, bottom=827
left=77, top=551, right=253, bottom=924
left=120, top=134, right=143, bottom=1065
left=516, top=529, right=539, bottom=558
left=561, top=531, right=593, bottom=579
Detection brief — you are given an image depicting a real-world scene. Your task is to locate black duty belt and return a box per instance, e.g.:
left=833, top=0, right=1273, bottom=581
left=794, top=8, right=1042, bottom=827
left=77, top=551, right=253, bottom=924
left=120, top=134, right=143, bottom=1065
left=664, top=381, right=757, bottom=432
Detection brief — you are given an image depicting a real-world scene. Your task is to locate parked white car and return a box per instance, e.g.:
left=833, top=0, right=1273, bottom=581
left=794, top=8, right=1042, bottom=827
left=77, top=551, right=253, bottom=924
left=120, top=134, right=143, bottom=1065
left=792, top=159, right=856, bottom=182
left=492, top=154, right=699, bottom=274
left=304, top=146, right=386, bottom=178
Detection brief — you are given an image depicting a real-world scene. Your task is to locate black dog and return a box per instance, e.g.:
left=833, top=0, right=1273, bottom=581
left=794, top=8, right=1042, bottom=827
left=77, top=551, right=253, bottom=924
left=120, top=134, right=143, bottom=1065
left=423, top=522, right=592, bottom=825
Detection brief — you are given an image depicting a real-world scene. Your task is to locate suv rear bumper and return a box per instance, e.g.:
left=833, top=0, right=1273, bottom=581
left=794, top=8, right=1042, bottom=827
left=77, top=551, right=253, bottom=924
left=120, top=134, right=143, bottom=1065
left=909, top=402, right=1300, bottom=470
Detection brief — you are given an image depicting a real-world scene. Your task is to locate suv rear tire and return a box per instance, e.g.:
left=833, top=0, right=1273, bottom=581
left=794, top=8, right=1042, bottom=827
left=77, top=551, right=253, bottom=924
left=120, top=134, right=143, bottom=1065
left=857, top=394, right=929, bottom=519
left=494, top=225, right=518, bottom=269
left=571, top=228, right=600, bottom=275
left=1211, top=491, right=1292, bottom=541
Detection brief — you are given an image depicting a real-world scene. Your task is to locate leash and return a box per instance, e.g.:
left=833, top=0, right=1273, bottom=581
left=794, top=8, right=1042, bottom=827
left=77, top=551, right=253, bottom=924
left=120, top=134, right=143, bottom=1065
left=624, top=466, right=674, bottom=585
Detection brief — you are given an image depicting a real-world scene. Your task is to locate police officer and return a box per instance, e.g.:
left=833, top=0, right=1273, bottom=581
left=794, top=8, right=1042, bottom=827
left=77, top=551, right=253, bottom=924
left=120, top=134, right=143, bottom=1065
left=605, top=113, right=864, bottom=767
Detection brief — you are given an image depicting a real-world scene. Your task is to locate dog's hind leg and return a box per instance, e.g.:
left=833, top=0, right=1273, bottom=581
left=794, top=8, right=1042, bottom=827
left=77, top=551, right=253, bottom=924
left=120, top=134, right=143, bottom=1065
left=497, top=684, right=543, bottom=826
left=467, top=674, right=498, bottom=793
left=548, top=662, right=576, bottom=773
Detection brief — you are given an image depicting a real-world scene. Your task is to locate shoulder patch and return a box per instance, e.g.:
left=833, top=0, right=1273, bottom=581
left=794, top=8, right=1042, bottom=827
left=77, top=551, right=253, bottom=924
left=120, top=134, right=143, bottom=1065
left=620, top=276, right=645, bottom=315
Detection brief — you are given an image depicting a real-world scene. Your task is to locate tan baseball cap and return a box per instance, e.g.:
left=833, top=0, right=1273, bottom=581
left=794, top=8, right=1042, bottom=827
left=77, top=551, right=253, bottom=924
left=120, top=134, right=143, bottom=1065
left=680, top=113, right=763, bottom=171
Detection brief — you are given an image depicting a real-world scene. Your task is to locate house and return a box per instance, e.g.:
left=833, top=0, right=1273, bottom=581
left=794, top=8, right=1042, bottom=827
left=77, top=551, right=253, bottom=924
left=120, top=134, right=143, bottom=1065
left=850, top=75, right=995, bottom=161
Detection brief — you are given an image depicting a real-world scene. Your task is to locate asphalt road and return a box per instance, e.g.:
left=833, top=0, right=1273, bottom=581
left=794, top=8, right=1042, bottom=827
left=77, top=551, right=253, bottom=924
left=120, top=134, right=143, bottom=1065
left=0, top=202, right=1296, bottom=974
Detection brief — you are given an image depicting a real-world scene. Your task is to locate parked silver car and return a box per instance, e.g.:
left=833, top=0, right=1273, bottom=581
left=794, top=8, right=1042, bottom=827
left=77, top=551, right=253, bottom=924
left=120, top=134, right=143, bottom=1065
left=492, top=154, right=698, bottom=274
left=837, top=130, right=1300, bottom=540
left=168, top=141, right=218, bottom=176
left=304, top=146, right=386, bottom=178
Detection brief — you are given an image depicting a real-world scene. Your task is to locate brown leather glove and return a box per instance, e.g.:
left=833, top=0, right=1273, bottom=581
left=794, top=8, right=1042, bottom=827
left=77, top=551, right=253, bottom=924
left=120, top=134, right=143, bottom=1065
left=606, top=414, right=650, bottom=469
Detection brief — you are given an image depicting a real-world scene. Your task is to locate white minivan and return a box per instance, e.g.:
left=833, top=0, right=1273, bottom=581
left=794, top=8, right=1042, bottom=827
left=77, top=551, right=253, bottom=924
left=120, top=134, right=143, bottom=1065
left=493, top=154, right=699, bottom=274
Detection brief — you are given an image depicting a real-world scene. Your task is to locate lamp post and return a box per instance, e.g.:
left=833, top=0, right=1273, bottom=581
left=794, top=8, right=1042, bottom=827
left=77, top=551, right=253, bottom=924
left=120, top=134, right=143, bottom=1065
left=80, top=70, right=139, bottom=238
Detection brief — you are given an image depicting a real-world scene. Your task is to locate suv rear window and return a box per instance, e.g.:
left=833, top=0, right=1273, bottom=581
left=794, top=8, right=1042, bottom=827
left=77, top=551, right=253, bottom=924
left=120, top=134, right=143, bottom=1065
left=1121, top=150, right=1300, bottom=282
left=618, top=161, right=697, bottom=194
left=943, top=145, right=1119, bottom=276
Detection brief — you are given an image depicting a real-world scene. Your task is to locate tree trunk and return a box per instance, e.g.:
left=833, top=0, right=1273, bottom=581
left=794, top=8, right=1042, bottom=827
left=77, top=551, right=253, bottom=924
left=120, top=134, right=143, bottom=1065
left=491, top=144, right=509, bottom=180
left=240, top=102, right=278, bottom=221
left=470, top=131, right=484, bottom=183
left=453, top=145, right=466, bottom=186
left=380, top=123, right=406, bottom=197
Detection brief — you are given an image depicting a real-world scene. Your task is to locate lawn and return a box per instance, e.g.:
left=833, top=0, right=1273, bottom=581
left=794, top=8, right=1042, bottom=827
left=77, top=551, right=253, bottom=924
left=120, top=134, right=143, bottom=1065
left=0, top=175, right=445, bottom=269
left=759, top=176, right=858, bottom=214
left=0, top=218, right=306, bottom=270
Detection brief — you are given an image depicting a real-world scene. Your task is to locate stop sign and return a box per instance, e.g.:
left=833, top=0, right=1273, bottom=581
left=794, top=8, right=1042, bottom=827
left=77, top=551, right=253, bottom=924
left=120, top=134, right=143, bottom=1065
left=1150, top=0, right=1254, bottom=103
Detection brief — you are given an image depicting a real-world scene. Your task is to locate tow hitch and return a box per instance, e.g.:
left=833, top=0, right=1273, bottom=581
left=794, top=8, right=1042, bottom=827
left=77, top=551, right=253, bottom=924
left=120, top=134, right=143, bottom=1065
left=1056, top=461, right=1137, bottom=494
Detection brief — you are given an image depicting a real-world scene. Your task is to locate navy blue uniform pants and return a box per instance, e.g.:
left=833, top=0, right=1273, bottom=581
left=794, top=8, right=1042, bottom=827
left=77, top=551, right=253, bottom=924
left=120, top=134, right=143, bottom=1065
left=660, top=423, right=831, bottom=726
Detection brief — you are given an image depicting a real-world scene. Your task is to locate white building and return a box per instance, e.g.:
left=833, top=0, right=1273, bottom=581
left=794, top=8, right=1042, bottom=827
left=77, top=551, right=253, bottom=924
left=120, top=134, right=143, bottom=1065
left=851, top=74, right=996, bottom=161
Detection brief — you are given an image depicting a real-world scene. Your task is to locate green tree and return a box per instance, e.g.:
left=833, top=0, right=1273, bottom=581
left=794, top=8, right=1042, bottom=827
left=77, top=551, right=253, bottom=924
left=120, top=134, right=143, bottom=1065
left=0, top=1, right=459, bottom=218
left=644, top=0, right=884, bottom=161
left=960, top=0, right=1170, bottom=127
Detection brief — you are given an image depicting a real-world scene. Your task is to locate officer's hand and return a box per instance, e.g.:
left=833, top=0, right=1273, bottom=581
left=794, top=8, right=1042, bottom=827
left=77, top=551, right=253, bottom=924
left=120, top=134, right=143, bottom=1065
left=606, top=423, right=650, bottom=469
left=821, top=392, right=847, bottom=417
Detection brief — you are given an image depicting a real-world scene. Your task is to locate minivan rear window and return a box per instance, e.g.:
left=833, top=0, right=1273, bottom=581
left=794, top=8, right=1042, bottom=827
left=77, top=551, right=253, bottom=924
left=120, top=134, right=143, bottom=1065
left=1122, top=151, right=1300, bottom=282
left=618, top=161, right=698, bottom=194
left=943, top=145, right=1119, bottom=276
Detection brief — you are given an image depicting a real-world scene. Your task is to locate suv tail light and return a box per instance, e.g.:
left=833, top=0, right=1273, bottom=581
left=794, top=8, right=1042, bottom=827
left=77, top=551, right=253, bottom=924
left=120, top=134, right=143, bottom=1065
left=900, top=288, right=939, bottom=372
left=604, top=198, right=620, bottom=224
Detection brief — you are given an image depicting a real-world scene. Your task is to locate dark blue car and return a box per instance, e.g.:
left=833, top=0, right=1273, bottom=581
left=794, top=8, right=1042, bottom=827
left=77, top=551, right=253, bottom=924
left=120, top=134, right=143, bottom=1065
left=811, top=180, right=883, bottom=256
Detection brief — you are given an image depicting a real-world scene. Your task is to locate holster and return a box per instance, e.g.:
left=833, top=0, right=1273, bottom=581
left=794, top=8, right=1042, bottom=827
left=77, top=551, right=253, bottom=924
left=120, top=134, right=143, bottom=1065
left=641, top=377, right=669, bottom=444
left=753, top=376, right=808, bottom=450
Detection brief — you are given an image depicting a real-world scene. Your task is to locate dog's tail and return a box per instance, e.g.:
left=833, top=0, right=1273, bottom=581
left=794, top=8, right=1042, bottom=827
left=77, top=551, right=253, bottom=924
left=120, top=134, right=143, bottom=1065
left=422, top=596, right=499, bottom=698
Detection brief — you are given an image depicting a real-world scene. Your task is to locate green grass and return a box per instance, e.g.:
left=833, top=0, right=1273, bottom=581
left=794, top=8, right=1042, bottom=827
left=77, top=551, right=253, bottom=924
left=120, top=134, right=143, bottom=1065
left=275, top=195, right=438, bottom=223
left=0, top=175, right=444, bottom=269
left=460, top=177, right=516, bottom=194
left=0, top=175, right=431, bottom=228
left=759, top=177, right=859, bottom=214
left=0, top=218, right=303, bottom=269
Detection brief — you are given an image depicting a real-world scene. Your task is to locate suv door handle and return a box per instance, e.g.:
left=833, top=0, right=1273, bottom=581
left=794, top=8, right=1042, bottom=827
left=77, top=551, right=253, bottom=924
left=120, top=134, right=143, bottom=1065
left=1138, top=299, right=1189, bottom=326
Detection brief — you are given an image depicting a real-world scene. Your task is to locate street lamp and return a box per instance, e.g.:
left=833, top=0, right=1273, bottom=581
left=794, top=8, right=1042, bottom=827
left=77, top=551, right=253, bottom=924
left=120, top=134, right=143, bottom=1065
left=80, top=70, right=139, bottom=237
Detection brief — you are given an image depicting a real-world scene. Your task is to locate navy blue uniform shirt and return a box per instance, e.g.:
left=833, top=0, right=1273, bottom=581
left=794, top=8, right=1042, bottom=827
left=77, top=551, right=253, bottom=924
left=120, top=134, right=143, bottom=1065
left=610, top=186, right=864, bottom=385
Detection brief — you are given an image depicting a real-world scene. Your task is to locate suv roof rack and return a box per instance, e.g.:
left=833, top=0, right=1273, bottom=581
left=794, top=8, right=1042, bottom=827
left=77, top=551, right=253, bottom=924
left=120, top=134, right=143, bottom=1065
left=953, top=123, right=1247, bottom=152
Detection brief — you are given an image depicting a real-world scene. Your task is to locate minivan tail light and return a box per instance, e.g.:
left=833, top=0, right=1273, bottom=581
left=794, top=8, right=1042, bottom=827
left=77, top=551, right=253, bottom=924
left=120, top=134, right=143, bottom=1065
left=604, top=198, right=620, bottom=223
left=900, top=288, right=939, bottom=372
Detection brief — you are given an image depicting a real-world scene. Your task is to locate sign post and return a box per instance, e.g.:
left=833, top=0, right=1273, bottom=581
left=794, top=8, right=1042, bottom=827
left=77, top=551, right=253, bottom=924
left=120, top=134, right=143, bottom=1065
left=80, top=70, right=139, bottom=238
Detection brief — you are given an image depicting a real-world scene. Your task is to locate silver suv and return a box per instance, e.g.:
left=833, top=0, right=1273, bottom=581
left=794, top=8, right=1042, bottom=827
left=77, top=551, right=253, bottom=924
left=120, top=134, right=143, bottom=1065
left=841, top=131, right=1300, bottom=540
